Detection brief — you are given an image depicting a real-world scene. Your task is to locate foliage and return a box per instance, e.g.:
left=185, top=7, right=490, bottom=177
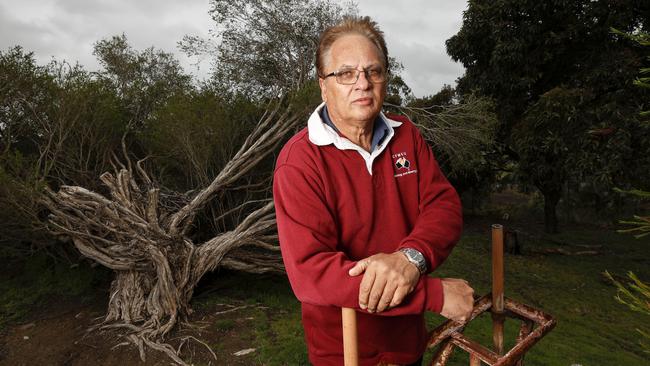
left=396, top=86, right=499, bottom=200
left=93, top=34, right=192, bottom=127
left=0, top=253, right=109, bottom=329
left=604, top=270, right=650, bottom=353
left=180, top=0, right=357, bottom=98
left=607, top=29, right=650, bottom=354
left=0, top=36, right=217, bottom=257
left=446, top=0, right=650, bottom=231
left=615, top=188, right=650, bottom=238
left=384, top=58, right=415, bottom=107
left=142, top=90, right=261, bottom=189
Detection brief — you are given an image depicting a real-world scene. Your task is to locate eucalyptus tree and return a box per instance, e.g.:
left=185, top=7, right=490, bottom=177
left=181, top=0, right=357, bottom=97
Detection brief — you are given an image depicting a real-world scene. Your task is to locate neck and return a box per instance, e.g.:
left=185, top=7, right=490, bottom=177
left=331, top=117, right=374, bottom=152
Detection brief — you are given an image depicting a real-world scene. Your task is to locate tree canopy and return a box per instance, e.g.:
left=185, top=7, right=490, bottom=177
left=447, top=0, right=650, bottom=232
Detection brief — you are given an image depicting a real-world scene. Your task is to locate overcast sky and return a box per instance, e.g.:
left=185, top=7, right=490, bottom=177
left=0, top=0, right=467, bottom=97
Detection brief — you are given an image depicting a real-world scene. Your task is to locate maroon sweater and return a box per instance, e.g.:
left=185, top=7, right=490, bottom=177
left=273, top=106, right=462, bottom=366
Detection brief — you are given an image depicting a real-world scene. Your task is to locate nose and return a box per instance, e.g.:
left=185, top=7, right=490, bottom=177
left=355, top=70, right=371, bottom=90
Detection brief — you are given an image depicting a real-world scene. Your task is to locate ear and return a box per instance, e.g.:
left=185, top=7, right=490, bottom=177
left=319, top=78, right=328, bottom=103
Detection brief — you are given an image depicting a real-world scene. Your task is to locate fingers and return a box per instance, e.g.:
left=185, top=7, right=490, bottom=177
left=440, top=278, right=475, bottom=322
left=365, top=276, right=388, bottom=313
left=358, top=268, right=375, bottom=310
left=389, top=285, right=410, bottom=309
left=348, top=259, right=369, bottom=276
left=354, top=252, right=421, bottom=313
left=375, top=281, right=398, bottom=313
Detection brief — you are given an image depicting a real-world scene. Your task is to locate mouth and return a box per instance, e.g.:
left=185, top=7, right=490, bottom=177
left=353, top=97, right=373, bottom=106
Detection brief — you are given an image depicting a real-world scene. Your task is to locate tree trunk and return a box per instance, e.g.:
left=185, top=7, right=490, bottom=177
left=43, top=101, right=301, bottom=365
left=543, top=191, right=560, bottom=234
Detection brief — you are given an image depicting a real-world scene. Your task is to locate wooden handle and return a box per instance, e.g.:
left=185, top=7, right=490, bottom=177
left=342, top=307, right=359, bottom=366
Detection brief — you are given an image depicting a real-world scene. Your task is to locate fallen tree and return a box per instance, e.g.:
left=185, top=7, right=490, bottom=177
left=43, top=101, right=303, bottom=364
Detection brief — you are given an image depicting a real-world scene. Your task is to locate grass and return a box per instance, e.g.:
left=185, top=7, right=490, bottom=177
left=2, top=220, right=648, bottom=365
left=192, top=270, right=310, bottom=365
left=192, top=222, right=649, bottom=365
left=420, top=227, right=650, bottom=365
left=0, top=253, right=108, bottom=330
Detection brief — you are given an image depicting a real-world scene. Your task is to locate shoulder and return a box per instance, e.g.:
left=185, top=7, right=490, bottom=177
left=275, top=127, right=320, bottom=173
left=384, top=112, right=423, bottom=141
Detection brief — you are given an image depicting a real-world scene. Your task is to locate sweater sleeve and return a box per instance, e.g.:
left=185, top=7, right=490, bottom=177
left=396, top=126, right=463, bottom=274
left=273, top=163, right=445, bottom=314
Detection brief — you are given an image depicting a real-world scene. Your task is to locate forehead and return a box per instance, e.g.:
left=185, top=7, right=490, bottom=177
left=326, top=34, right=383, bottom=69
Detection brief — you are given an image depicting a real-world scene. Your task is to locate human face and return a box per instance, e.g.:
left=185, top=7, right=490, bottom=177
left=319, top=34, right=387, bottom=128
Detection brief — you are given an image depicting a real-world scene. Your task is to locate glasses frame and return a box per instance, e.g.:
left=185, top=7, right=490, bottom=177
left=321, top=67, right=388, bottom=85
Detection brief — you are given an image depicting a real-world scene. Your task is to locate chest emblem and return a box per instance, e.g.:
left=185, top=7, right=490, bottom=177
left=395, top=157, right=411, bottom=170
left=392, top=152, right=417, bottom=178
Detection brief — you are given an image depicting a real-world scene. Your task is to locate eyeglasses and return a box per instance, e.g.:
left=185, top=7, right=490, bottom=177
left=321, top=67, right=387, bottom=85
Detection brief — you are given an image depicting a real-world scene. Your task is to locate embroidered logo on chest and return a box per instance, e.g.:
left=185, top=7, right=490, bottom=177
left=395, top=157, right=410, bottom=170
left=392, top=152, right=417, bottom=177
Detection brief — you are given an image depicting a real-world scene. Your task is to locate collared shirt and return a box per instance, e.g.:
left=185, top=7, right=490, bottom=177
left=319, top=104, right=390, bottom=152
left=273, top=105, right=462, bottom=365
left=309, top=102, right=401, bottom=174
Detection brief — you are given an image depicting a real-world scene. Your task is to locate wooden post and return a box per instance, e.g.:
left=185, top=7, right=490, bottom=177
left=342, top=307, right=359, bottom=366
left=491, top=224, right=505, bottom=355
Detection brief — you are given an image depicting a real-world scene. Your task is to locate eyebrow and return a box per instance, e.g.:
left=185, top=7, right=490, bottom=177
left=338, top=63, right=381, bottom=70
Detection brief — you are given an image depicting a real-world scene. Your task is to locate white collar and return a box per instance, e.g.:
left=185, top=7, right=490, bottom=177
left=308, top=102, right=402, bottom=147
left=307, top=102, right=402, bottom=175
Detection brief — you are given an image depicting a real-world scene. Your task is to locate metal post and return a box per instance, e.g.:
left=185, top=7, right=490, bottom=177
left=491, top=224, right=505, bottom=355
left=342, top=307, right=359, bottom=366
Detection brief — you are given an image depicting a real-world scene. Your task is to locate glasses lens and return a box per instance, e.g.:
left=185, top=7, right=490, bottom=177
left=335, top=68, right=385, bottom=84
left=367, top=68, right=385, bottom=83
left=336, top=70, right=358, bottom=85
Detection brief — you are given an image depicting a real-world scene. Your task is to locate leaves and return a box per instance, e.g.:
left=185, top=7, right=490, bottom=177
left=180, top=0, right=357, bottom=98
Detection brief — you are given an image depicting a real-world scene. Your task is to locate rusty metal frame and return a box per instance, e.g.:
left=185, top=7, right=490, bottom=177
left=427, top=224, right=556, bottom=366
left=427, top=294, right=556, bottom=366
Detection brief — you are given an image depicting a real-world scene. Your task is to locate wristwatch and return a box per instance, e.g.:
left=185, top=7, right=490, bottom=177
left=399, top=248, right=427, bottom=275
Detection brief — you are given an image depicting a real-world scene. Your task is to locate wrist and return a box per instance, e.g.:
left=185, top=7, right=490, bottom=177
left=399, top=247, right=427, bottom=275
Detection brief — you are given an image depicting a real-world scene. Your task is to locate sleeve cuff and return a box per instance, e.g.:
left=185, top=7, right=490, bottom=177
left=425, top=277, right=444, bottom=313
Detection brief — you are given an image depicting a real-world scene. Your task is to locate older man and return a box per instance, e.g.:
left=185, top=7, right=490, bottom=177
left=273, top=16, right=474, bottom=366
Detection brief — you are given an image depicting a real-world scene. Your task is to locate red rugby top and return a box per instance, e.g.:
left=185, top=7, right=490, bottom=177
left=273, top=103, right=462, bottom=366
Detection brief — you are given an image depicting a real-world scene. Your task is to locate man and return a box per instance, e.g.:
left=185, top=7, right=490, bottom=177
left=273, top=16, right=474, bottom=366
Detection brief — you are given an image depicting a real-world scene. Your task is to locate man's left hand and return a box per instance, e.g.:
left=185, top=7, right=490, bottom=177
left=348, top=252, right=420, bottom=313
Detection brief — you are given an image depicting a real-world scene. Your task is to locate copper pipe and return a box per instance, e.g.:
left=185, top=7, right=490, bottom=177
left=470, top=353, right=482, bottom=366
left=491, top=224, right=505, bottom=355
left=515, top=320, right=534, bottom=366
left=450, top=332, right=499, bottom=364
left=429, top=339, right=455, bottom=366
left=428, top=295, right=492, bottom=348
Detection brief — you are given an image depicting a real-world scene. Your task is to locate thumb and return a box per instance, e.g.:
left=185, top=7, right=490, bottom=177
left=348, top=260, right=368, bottom=276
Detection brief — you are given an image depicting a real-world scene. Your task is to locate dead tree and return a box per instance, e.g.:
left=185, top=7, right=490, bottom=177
left=43, top=101, right=302, bottom=365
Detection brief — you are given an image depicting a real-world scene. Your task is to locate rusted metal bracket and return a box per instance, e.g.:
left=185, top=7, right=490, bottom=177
left=427, top=225, right=556, bottom=366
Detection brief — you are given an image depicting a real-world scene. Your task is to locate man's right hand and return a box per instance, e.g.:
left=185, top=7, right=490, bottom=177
left=440, top=278, right=474, bottom=322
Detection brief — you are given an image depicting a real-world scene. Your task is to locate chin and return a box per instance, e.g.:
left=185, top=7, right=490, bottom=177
left=351, top=105, right=381, bottom=120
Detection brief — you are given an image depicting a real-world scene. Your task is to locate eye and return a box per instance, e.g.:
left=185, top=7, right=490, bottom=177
left=367, top=68, right=383, bottom=77
left=338, top=70, right=355, bottom=79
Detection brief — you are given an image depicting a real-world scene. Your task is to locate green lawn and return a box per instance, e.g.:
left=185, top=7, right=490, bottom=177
left=2, top=222, right=648, bottom=365
left=193, top=224, right=650, bottom=365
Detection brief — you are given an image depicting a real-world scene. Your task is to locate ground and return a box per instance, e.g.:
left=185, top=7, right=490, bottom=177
left=1, top=204, right=649, bottom=365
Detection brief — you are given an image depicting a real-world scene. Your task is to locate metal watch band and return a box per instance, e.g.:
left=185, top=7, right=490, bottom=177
left=399, top=248, right=427, bottom=274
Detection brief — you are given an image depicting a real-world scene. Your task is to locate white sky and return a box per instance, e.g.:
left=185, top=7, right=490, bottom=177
left=0, top=0, right=467, bottom=97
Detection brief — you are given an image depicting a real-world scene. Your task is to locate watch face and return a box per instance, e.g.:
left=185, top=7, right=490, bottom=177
left=402, top=248, right=426, bottom=273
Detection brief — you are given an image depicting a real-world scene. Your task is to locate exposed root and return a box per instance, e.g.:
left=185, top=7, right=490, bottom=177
left=43, top=100, right=303, bottom=364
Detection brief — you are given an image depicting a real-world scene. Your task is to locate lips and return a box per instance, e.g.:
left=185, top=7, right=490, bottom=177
left=353, top=97, right=373, bottom=105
